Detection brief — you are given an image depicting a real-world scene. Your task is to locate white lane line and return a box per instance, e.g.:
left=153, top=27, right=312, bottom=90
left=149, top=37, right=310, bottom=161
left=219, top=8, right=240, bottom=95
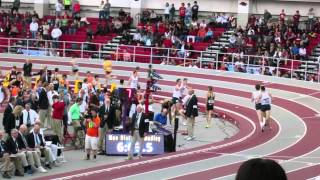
left=139, top=105, right=303, bottom=180
left=51, top=101, right=257, bottom=180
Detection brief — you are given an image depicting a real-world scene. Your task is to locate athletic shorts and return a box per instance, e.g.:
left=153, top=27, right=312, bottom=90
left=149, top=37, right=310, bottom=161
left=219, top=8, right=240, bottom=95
left=255, top=103, right=262, bottom=110
left=85, top=135, right=98, bottom=150
left=172, top=97, right=181, bottom=104
left=261, top=105, right=271, bottom=112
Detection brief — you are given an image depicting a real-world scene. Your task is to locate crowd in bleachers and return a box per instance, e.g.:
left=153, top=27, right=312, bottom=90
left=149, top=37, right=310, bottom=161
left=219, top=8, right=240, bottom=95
left=215, top=8, right=320, bottom=81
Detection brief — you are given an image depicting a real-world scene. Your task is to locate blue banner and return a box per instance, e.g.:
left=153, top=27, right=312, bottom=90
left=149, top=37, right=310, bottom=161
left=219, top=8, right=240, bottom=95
left=105, top=134, right=164, bottom=155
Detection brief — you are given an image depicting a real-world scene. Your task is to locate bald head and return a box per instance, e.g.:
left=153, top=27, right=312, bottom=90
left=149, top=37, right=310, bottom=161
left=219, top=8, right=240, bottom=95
left=19, top=124, right=28, bottom=134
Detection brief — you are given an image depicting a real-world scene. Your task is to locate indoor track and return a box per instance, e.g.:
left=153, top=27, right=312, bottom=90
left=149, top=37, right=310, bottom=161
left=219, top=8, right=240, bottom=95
left=1, top=54, right=320, bottom=180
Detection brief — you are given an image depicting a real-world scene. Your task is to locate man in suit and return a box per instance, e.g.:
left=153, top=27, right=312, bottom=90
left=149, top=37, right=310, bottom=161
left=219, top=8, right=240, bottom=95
left=0, top=130, right=15, bottom=179
left=6, top=129, right=32, bottom=175
left=34, top=66, right=52, bottom=83
left=27, top=124, right=53, bottom=169
left=127, top=104, right=148, bottom=160
left=38, top=82, right=50, bottom=128
left=185, top=88, right=198, bottom=141
left=98, top=97, right=116, bottom=155
left=22, top=59, right=33, bottom=89
left=18, top=125, right=47, bottom=173
left=3, top=97, right=16, bottom=135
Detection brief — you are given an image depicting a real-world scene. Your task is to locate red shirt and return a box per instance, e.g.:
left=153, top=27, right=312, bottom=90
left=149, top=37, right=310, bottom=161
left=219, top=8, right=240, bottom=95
left=52, top=101, right=65, bottom=120
left=86, top=116, right=100, bottom=137
left=163, top=39, right=172, bottom=48
left=293, top=14, right=300, bottom=22
left=280, top=13, right=286, bottom=21
left=179, top=7, right=186, bottom=17
left=73, top=3, right=80, bottom=13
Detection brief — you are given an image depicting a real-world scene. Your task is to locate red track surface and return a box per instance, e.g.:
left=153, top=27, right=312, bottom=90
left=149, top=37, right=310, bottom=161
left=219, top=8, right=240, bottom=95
left=1, top=57, right=320, bottom=179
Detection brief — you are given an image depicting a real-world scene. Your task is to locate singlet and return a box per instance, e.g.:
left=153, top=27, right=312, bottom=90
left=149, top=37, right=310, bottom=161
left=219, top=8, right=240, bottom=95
left=172, top=85, right=182, bottom=98
left=130, top=75, right=138, bottom=89
left=260, top=91, right=271, bottom=105
left=0, top=86, right=4, bottom=103
left=207, top=93, right=215, bottom=105
left=252, top=90, right=261, bottom=104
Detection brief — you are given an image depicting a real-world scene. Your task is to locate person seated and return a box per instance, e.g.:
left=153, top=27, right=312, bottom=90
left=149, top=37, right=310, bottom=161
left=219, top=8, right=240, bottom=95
left=0, top=130, right=15, bottom=179
left=196, top=27, right=206, bottom=42
left=6, top=129, right=32, bottom=175
left=236, top=158, right=287, bottom=180
left=154, top=108, right=168, bottom=125
left=95, top=23, right=106, bottom=36
left=204, top=28, right=213, bottom=42
left=17, top=125, right=47, bottom=173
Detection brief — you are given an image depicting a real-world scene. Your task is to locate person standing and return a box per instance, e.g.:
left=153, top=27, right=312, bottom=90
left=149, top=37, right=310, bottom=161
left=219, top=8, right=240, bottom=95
left=206, top=86, right=215, bottom=128
left=55, top=0, right=63, bottom=17
left=128, top=70, right=139, bottom=89
left=185, top=88, right=198, bottom=141
left=259, top=86, right=272, bottom=132
left=252, top=84, right=263, bottom=130
left=64, top=0, right=71, bottom=11
left=104, top=0, right=111, bottom=20
left=11, top=0, right=20, bottom=13
left=52, top=94, right=65, bottom=143
left=98, top=0, right=105, bottom=20
left=169, top=3, right=175, bottom=22
left=51, top=25, right=62, bottom=48
left=191, top=1, right=199, bottom=21
left=22, top=59, right=32, bottom=89
left=84, top=109, right=100, bottom=160
left=29, top=18, right=38, bottom=39
left=97, top=97, right=115, bottom=155
left=127, top=105, right=148, bottom=160
left=69, top=97, right=84, bottom=149
left=164, top=2, right=170, bottom=21
left=22, top=103, right=38, bottom=131
left=38, top=82, right=50, bottom=128
left=179, top=3, right=186, bottom=23
left=2, top=97, right=16, bottom=135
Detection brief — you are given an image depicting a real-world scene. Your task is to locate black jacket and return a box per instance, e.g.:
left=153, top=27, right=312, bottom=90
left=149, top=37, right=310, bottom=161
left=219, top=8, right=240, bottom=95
left=3, top=104, right=15, bottom=134
left=130, top=112, right=148, bottom=138
left=38, top=88, right=49, bottom=110
left=0, top=140, right=7, bottom=157
left=5, top=137, right=21, bottom=154
left=23, top=63, right=32, bottom=77
left=99, top=104, right=116, bottom=129
left=17, top=132, right=28, bottom=149
left=27, top=132, right=45, bottom=148
left=34, top=69, right=52, bottom=83
left=185, top=94, right=198, bottom=118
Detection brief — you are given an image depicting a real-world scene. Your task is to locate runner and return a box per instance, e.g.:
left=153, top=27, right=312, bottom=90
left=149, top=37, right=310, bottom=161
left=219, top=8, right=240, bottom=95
left=252, top=84, right=263, bottom=130
left=128, top=70, right=139, bottom=89
left=259, top=85, right=272, bottom=132
left=206, top=86, right=215, bottom=128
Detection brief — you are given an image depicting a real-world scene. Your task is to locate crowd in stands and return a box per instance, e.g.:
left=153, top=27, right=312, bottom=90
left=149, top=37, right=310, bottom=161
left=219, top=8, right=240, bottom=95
left=0, top=57, right=194, bottom=178
left=219, top=8, right=320, bottom=81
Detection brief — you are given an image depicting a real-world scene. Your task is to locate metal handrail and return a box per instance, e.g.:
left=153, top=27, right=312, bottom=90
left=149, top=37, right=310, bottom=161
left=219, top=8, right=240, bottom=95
left=0, top=37, right=319, bottom=83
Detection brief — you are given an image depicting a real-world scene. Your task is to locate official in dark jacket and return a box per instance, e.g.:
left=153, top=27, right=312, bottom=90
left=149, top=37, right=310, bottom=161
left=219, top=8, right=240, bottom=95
left=2, top=97, right=16, bottom=134
left=97, top=97, right=116, bottom=153
left=127, top=104, right=148, bottom=159
left=185, top=88, right=198, bottom=141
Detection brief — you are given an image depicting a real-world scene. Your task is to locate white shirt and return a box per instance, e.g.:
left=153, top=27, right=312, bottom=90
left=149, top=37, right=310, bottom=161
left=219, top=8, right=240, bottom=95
left=164, top=6, right=170, bottom=14
left=22, top=109, right=39, bottom=125
left=30, top=22, right=39, bottom=32
left=51, top=28, right=62, bottom=39
left=55, top=2, right=63, bottom=12
left=199, top=22, right=206, bottom=28
left=47, top=90, right=56, bottom=106
left=129, top=75, right=139, bottom=89
left=133, top=33, right=141, bottom=41
left=299, top=48, right=306, bottom=56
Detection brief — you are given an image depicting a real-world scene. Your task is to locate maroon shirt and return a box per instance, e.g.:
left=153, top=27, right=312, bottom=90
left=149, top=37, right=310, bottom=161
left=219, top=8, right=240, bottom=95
left=52, top=101, right=65, bottom=120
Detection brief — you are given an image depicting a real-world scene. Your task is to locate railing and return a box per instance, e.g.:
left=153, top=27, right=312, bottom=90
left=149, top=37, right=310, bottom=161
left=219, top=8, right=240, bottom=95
left=0, top=37, right=319, bottom=83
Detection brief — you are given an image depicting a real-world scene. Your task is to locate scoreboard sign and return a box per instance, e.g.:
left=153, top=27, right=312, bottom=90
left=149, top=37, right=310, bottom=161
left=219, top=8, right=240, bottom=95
left=105, top=134, right=164, bottom=155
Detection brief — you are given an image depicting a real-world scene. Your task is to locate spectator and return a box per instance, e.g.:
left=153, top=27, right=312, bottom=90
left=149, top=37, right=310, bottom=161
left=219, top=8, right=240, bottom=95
left=299, top=46, right=307, bottom=60
left=191, top=1, right=199, bottom=21
left=51, top=25, right=62, bottom=48
left=185, top=3, right=192, bottom=24
left=98, top=0, right=105, bottom=20
left=72, top=0, right=81, bottom=19
left=154, top=108, right=168, bottom=125
left=2, top=97, right=16, bottom=135
left=69, top=97, right=84, bottom=149
left=0, top=130, right=15, bottom=179
left=11, top=0, right=20, bottom=13
left=22, top=103, right=38, bottom=131
left=69, top=19, right=78, bottom=34
left=293, top=10, right=301, bottom=30
left=84, top=108, right=100, bottom=160
left=164, top=2, right=170, bottom=21
left=6, top=129, right=32, bottom=175
left=279, top=9, right=286, bottom=22
left=263, top=9, right=272, bottom=23
left=55, top=0, right=63, bottom=17
left=236, top=158, right=287, bottom=180
left=196, top=27, right=206, bottom=42
left=64, top=0, right=71, bottom=11
left=29, top=18, right=39, bottom=39
left=52, top=94, right=65, bottom=143
left=179, top=3, right=186, bottom=22
left=104, top=0, right=111, bottom=19
left=307, top=8, right=315, bottom=31
left=9, top=22, right=19, bottom=37
left=169, top=4, right=175, bottom=22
